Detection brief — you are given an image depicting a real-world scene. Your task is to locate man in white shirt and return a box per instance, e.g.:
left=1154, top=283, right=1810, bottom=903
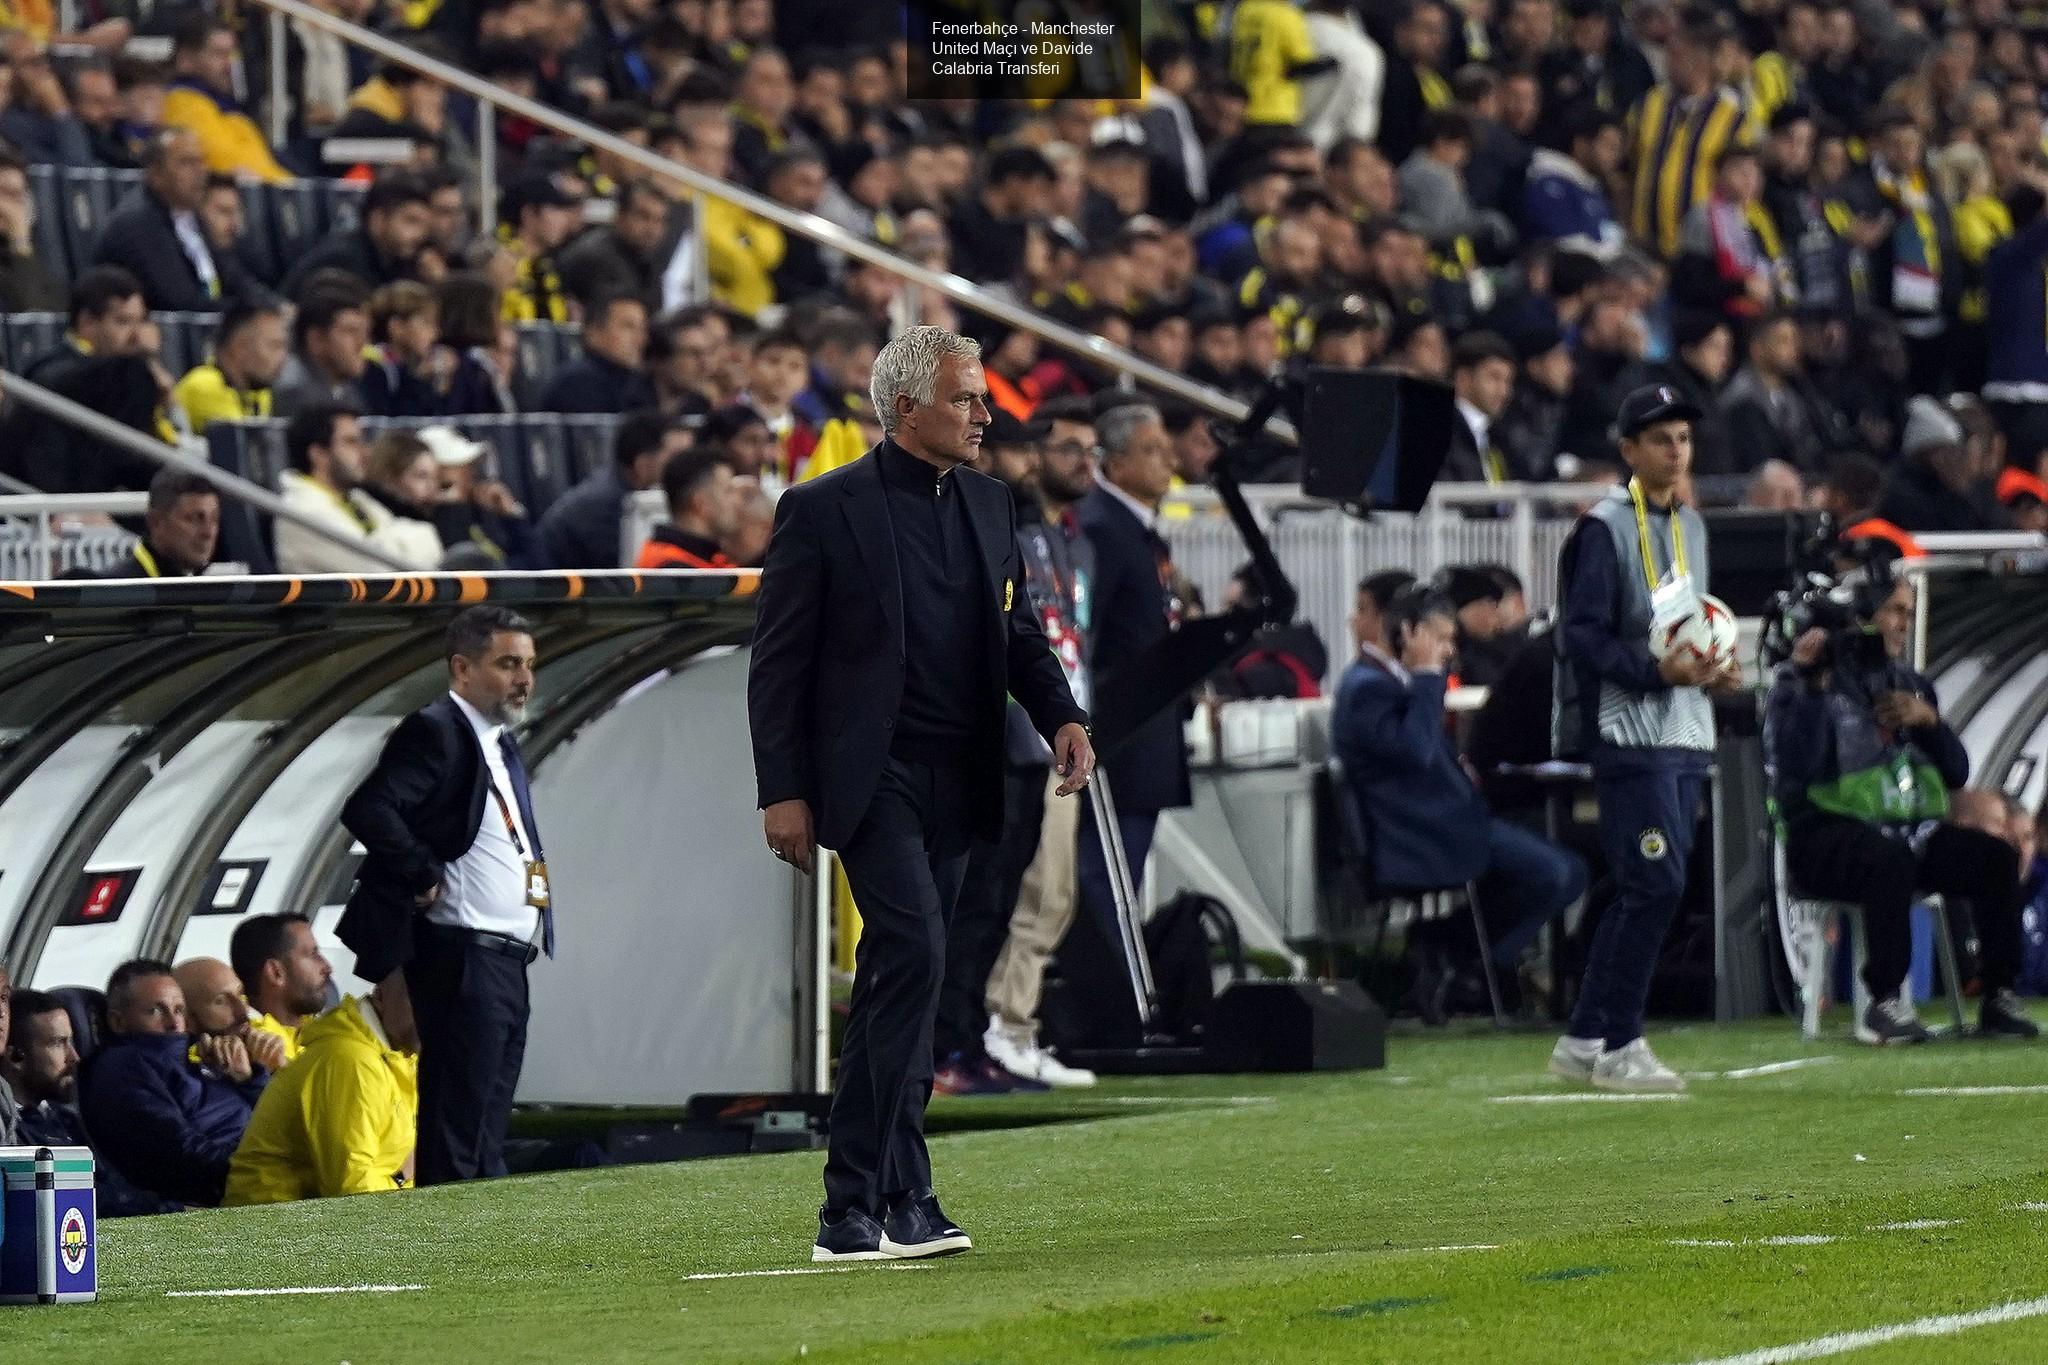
left=275, top=402, right=442, bottom=575
left=338, top=606, right=549, bottom=1184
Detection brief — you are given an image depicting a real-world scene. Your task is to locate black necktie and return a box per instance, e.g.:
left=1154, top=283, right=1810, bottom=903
left=499, top=731, right=554, bottom=958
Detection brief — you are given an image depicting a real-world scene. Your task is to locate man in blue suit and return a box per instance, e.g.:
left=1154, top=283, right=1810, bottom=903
left=1331, top=585, right=1586, bottom=1014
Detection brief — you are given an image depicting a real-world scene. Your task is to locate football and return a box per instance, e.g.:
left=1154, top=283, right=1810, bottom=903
left=1651, top=592, right=1740, bottom=666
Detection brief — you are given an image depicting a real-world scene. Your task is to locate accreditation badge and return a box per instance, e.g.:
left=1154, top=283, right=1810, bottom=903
left=525, top=860, right=552, bottom=909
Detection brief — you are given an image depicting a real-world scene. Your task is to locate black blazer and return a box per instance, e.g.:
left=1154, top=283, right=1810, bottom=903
left=91, top=186, right=251, bottom=312
left=1076, top=486, right=1191, bottom=815
left=748, top=446, right=1088, bottom=850
left=336, top=696, right=490, bottom=982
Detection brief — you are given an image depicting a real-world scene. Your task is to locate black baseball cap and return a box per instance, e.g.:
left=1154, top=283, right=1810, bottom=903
left=1617, top=383, right=1702, bottom=439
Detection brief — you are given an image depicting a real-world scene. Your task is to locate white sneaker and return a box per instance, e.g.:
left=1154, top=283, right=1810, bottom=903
left=1591, top=1038, right=1686, bottom=1093
left=984, top=1019, right=1097, bottom=1088
left=1547, top=1035, right=1604, bottom=1082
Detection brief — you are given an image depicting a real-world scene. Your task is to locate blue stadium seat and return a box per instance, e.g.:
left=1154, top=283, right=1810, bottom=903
left=319, top=180, right=367, bottom=236
left=563, top=414, right=620, bottom=483
left=55, top=166, right=114, bottom=282
left=267, top=181, right=323, bottom=263
left=27, top=164, right=69, bottom=283
left=208, top=420, right=285, bottom=575
left=453, top=414, right=536, bottom=512
left=237, top=179, right=283, bottom=285
left=519, top=414, right=573, bottom=512
left=6, top=313, right=67, bottom=368
left=158, top=311, right=219, bottom=379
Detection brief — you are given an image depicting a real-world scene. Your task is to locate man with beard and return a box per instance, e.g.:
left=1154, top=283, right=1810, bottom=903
left=276, top=404, right=439, bottom=574
left=339, top=606, right=551, bottom=1185
left=4, top=984, right=182, bottom=1215
left=230, top=913, right=337, bottom=1064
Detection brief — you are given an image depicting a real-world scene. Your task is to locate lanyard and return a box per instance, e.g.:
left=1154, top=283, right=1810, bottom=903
left=1628, top=477, right=1688, bottom=593
left=133, top=543, right=161, bottom=578
left=486, top=779, right=527, bottom=858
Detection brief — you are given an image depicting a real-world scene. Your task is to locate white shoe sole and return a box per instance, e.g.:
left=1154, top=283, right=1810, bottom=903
left=1855, top=1024, right=1928, bottom=1046
left=880, top=1233, right=973, bottom=1259
left=812, top=1246, right=891, bottom=1262
left=1590, top=1073, right=1686, bottom=1093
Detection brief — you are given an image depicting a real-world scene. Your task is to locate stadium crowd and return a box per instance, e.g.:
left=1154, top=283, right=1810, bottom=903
left=1, top=0, right=2048, bottom=1159
left=0, top=0, right=2047, bottom=571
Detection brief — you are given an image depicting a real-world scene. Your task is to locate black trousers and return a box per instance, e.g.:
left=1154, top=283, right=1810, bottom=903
left=934, top=763, right=1048, bottom=1064
left=827, top=754, right=971, bottom=1219
left=1786, top=814, right=2026, bottom=998
left=407, top=924, right=531, bottom=1186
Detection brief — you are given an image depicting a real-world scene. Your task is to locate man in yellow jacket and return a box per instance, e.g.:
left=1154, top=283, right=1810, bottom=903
left=172, top=298, right=287, bottom=434
left=161, top=17, right=293, bottom=186
left=223, top=974, right=420, bottom=1205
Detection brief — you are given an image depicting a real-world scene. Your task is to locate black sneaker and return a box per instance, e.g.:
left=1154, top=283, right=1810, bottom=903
left=1980, top=989, right=2041, bottom=1039
left=981, top=1056, right=1049, bottom=1093
left=881, top=1194, right=972, bottom=1259
left=812, top=1207, right=888, bottom=1262
left=1859, top=996, right=1932, bottom=1046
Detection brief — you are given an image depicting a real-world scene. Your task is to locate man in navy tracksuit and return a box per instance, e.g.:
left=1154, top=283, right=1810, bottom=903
left=1551, top=385, right=1742, bottom=1091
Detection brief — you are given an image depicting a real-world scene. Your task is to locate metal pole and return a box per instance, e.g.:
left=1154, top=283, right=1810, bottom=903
left=690, top=190, right=709, bottom=306
left=1089, top=771, right=1158, bottom=1028
left=238, top=0, right=1296, bottom=444
left=35, top=509, right=51, bottom=582
left=267, top=9, right=289, bottom=149
left=0, top=370, right=416, bottom=571
left=477, top=103, right=497, bottom=239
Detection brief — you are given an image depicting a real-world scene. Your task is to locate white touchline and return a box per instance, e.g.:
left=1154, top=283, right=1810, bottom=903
left=165, top=1284, right=424, bottom=1298
left=1428, top=1244, right=1503, bottom=1252
left=1717, top=1058, right=1836, bottom=1080
left=1667, top=1292, right=2048, bottom=1365
left=684, top=1266, right=933, bottom=1281
left=1668, top=1237, right=1834, bottom=1248
left=2016, top=1203, right=2048, bottom=1213
left=1868, top=1220, right=1960, bottom=1231
left=1899, top=1085, right=2048, bottom=1097
left=1490, top=1093, right=1689, bottom=1104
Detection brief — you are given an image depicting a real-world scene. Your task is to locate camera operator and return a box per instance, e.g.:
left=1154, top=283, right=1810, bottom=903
left=1765, top=576, right=2038, bottom=1043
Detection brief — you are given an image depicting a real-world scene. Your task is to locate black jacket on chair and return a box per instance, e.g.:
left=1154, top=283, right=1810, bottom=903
left=337, top=695, right=490, bottom=982
left=1076, top=485, right=1192, bottom=815
left=748, top=444, right=1088, bottom=851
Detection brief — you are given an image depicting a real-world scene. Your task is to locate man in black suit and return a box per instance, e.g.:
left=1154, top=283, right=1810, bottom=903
left=91, top=128, right=238, bottom=312
left=1074, top=403, right=1192, bottom=961
left=338, top=606, right=552, bottom=1186
left=749, top=326, right=1094, bottom=1263
left=1443, top=330, right=1520, bottom=483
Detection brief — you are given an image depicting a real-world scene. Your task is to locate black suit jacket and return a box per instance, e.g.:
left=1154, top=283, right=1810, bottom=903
left=336, top=696, right=492, bottom=982
left=748, top=446, right=1088, bottom=850
left=91, top=186, right=247, bottom=312
left=1076, top=487, right=1192, bottom=815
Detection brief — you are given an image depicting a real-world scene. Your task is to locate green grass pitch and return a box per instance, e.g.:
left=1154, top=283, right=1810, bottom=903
left=16, top=1020, right=2048, bottom=1363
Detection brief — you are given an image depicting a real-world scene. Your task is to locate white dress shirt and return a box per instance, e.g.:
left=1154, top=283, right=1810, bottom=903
left=430, top=691, right=542, bottom=944
left=1099, top=477, right=1161, bottom=534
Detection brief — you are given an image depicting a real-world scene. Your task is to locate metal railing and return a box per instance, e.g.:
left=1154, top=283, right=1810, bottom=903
left=0, top=370, right=415, bottom=574
left=244, top=0, right=1296, bottom=444
left=0, top=493, right=144, bottom=580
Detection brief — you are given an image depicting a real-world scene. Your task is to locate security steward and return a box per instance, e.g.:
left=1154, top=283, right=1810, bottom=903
left=749, top=326, right=1094, bottom=1263
left=338, top=605, right=553, bottom=1186
left=1551, top=384, right=1742, bottom=1092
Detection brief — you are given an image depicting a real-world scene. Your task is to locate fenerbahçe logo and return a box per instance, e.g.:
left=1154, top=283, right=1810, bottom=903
left=60, top=1206, right=88, bottom=1274
left=1639, top=828, right=1669, bottom=861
